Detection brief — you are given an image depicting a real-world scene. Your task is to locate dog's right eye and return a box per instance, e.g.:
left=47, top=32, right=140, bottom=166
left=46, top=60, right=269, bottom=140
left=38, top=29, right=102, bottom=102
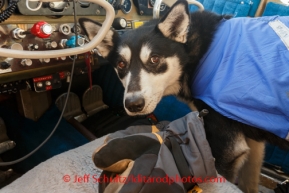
left=150, top=55, right=160, bottom=65
left=117, top=61, right=126, bottom=69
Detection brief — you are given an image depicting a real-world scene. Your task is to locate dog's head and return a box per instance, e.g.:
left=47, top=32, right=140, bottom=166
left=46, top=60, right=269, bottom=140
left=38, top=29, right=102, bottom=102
left=79, top=1, right=191, bottom=116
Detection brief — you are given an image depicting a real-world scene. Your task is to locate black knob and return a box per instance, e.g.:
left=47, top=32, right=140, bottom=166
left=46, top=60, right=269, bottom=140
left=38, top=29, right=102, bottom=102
left=0, top=62, right=11, bottom=69
left=112, top=18, right=127, bottom=30
left=71, top=25, right=82, bottom=34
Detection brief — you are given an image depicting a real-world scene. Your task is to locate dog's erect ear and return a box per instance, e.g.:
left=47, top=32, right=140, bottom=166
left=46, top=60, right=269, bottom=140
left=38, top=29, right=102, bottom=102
left=79, top=18, right=117, bottom=58
left=157, top=0, right=190, bottom=43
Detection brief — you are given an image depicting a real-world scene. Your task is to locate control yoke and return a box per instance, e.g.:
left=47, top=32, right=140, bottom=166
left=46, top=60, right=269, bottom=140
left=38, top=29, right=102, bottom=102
left=0, top=0, right=115, bottom=59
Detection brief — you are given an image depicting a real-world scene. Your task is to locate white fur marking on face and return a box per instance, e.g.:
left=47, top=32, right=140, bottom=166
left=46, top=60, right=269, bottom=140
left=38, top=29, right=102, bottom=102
left=140, top=44, right=152, bottom=64
left=158, top=4, right=189, bottom=43
left=124, top=91, right=142, bottom=100
left=118, top=45, right=131, bottom=63
left=114, top=67, right=126, bottom=86
left=124, top=55, right=182, bottom=116
left=123, top=71, right=131, bottom=93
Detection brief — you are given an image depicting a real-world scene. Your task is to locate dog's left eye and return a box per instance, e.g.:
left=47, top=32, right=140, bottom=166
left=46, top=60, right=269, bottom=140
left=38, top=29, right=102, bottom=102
left=117, top=61, right=126, bottom=69
left=150, top=55, right=160, bottom=64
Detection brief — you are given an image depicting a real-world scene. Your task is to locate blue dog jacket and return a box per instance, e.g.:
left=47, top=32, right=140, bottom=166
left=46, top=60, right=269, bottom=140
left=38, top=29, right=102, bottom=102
left=191, top=16, right=289, bottom=140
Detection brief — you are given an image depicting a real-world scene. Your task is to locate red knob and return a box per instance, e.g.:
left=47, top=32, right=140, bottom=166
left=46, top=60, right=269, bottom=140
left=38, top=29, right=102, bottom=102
left=30, top=21, right=53, bottom=38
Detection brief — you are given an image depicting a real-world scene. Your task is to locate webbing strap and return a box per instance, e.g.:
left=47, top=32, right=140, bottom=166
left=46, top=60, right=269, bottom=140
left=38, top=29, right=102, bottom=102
left=168, top=136, right=197, bottom=191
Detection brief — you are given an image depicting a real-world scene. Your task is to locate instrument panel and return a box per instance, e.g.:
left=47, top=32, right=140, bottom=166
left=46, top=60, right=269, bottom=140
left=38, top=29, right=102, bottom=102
left=0, top=0, right=170, bottom=92
left=17, top=0, right=108, bottom=16
left=16, top=0, right=169, bottom=16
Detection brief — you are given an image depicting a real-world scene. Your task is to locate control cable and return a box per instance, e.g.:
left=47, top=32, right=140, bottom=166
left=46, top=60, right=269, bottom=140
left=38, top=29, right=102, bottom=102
left=0, top=0, right=19, bottom=23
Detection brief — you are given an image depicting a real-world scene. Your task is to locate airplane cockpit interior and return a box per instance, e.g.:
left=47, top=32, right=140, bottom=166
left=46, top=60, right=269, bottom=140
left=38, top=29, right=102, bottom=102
left=0, top=0, right=288, bottom=192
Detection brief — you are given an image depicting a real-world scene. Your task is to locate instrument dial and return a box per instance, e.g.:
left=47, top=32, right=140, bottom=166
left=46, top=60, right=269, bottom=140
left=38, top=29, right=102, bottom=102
left=121, top=0, right=132, bottom=14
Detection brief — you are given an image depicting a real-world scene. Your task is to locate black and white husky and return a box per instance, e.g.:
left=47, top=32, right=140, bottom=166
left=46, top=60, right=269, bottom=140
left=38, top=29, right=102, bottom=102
left=79, top=1, right=289, bottom=192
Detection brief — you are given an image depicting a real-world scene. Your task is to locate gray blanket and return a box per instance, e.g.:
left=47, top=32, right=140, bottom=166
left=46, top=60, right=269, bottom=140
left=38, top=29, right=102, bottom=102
left=0, top=135, right=242, bottom=193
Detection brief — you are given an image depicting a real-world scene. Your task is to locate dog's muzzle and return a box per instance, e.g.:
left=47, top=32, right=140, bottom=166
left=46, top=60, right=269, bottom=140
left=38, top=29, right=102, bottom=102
left=125, top=96, right=145, bottom=113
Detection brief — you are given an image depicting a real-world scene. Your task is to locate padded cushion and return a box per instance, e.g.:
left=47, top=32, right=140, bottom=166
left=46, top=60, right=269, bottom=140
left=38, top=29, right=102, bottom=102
left=262, top=2, right=289, bottom=16
left=189, top=0, right=261, bottom=17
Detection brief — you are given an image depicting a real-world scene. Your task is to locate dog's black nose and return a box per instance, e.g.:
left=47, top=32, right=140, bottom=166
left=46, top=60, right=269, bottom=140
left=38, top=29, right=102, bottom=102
left=125, top=97, right=145, bottom=112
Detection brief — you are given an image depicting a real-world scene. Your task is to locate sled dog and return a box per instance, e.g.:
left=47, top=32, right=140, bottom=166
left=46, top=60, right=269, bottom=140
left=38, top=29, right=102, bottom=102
left=79, top=1, right=289, bottom=192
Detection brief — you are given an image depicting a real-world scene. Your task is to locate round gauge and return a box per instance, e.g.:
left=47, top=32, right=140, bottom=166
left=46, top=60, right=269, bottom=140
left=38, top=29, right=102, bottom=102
left=149, top=0, right=166, bottom=11
left=121, top=0, right=132, bottom=14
